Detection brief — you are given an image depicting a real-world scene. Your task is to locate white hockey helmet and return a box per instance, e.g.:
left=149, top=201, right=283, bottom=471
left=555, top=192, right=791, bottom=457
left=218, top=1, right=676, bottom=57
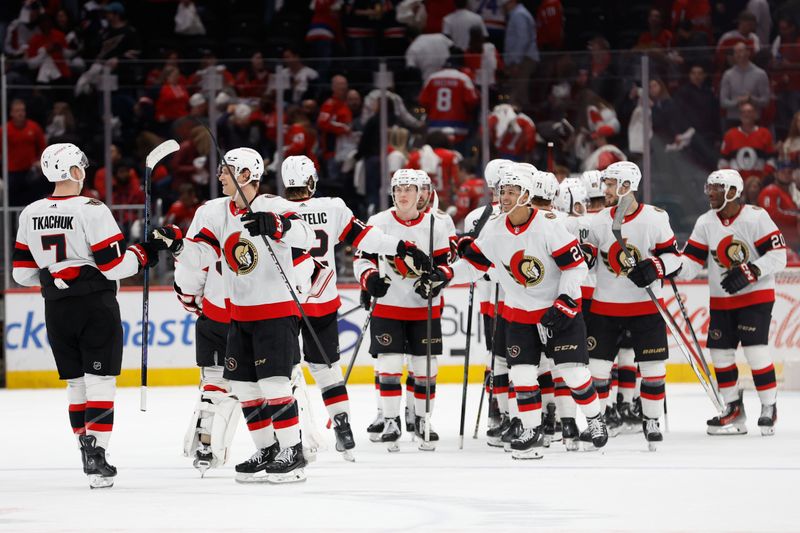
left=484, top=158, right=514, bottom=189
left=498, top=163, right=535, bottom=207
left=581, top=170, right=605, bottom=199
left=706, top=169, right=744, bottom=212
left=415, top=169, right=432, bottom=188
left=391, top=168, right=423, bottom=207
left=530, top=170, right=559, bottom=202
left=554, top=177, right=589, bottom=215
left=281, top=155, right=318, bottom=193
left=602, top=161, right=641, bottom=196
left=221, top=147, right=264, bottom=183
left=41, top=143, right=88, bottom=183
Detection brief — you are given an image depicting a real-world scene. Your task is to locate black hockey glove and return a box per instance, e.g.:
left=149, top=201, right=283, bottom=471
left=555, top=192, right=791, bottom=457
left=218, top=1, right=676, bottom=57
left=360, top=288, right=372, bottom=310
left=362, top=269, right=391, bottom=298
left=627, top=256, right=665, bottom=288
left=242, top=212, right=292, bottom=241
left=721, top=262, right=760, bottom=295
left=396, top=240, right=431, bottom=275
left=129, top=241, right=160, bottom=269
left=456, top=235, right=474, bottom=258
left=540, top=294, right=580, bottom=333
left=579, top=243, right=597, bottom=270
left=151, top=224, right=184, bottom=254
left=174, top=283, right=202, bottom=316
left=414, top=265, right=453, bottom=299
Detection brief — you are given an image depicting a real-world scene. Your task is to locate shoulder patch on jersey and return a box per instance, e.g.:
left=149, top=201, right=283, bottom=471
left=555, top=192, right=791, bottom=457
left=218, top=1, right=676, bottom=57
left=85, top=199, right=104, bottom=206
left=653, top=207, right=665, bottom=213
left=751, top=206, right=762, bottom=211
left=545, top=212, right=557, bottom=219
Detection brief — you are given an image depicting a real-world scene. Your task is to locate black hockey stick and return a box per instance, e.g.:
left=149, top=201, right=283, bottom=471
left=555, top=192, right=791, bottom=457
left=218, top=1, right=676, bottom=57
left=342, top=255, right=386, bottom=386
left=338, top=302, right=365, bottom=320
left=422, top=191, right=439, bottom=448
left=473, top=283, right=499, bottom=439
left=141, top=139, right=180, bottom=412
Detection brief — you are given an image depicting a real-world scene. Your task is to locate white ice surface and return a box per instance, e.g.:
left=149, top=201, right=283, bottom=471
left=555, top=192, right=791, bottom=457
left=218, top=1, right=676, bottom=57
left=0, top=383, right=798, bottom=532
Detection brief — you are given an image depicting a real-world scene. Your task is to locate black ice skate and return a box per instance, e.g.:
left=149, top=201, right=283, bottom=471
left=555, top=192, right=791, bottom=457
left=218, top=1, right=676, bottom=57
left=264, top=443, right=307, bottom=484
left=333, top=412, right=356, bottom=462
left=586, top=414, right=609, bottom=449
left=618, top=401, right=643, bottom=434
left=367, top=410, right=384, bottom=442
left=501, top=417, right=523, bottom=452
left=560, top=417, right=579, bottom=451
left=487, top=414, right=511, bottom=447
left=542, top=403, right=557, bottom=447
left=603, top=404, right=623, bottom=437
left=405, top=406, right=416, bottom=433
left=193, top=445, right=213, bottom=477
left=415, top=415, right=439, bottom=451
left=510, top=426, right=545, bottom=460
left=488, top=396, right=501, bottom=429
left=706, top=396, right=747, bottom=436
left=234, top=443, right=279, bottom=483
left=79, top=435, right=117, bottom=489
left=643, top=417, right=663, bottom=451
left=381, top=416, right=402, bottom=452
left=758, top=404, right=777, bottom=436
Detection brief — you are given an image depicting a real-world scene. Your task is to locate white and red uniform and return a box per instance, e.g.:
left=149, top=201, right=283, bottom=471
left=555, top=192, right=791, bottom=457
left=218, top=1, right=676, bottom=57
left=719, top=126, right=777, bottom=182
left=418, top=68, right=479, bottom=141
left=407, top=147, right=462, bottom=206
left=582, top=144, right=626, bottom=172
left=488, top=112, right=536, bottom=161
left=463, top=204, right=504, bottom=319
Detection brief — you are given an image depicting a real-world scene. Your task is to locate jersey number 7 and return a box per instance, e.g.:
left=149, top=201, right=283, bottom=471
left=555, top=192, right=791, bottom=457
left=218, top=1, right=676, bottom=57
left=41, top=234, right=66, bottom=262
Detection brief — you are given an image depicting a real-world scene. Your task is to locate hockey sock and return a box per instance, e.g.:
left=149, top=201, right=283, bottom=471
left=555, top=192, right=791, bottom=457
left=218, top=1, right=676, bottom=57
left=405, top=370, right=415, bottom=416
left=617, top=366, right=637, bottom=404
left=234, top=381, right=275, bottom=449
left=308, top=362, right=350, bottom=418
left=494, top=355, right=510, bottom=415
left=553, top=373, right=577, bottom=419
left=558, top=364, right=601, bottom=419
left=201, top=365, right=229, bottom=393
left=411, top=356, right=438, bottom=417
left=710, top=349, right=739, bottom=404
left=744, top=345, right=777, bottom=405
left=610, top=364, right=619, bottom=404
left=509, top=364, right=541, bottom=429
left=84, top=374, right=115, bottom=450
left=66, top=377, right=87, bottom=441
left=508, top=383, right=519, bottom=419
left=538, top=368, right=555, bottom=410
left=589, top=358, right=613, bottom=411
left=639, top=361, right=666, bottom=419
left=259, top=377, right=300, bottom=448
left=378, top=354, right=403, bottom=418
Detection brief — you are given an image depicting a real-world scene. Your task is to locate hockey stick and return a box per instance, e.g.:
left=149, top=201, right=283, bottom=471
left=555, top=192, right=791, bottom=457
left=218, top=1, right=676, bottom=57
left=423, top=191, right=439, bottom=447
left=338, top=303, right=365, bottom=320
left=611, top=194, right=724, bottom=413
left=141, top=139, right=180, bottom=411
left=342, top=255, right=385, bottom=387
left=458, top=282, right=475, bottom=449
left=473, top=283, right=499, bottom=439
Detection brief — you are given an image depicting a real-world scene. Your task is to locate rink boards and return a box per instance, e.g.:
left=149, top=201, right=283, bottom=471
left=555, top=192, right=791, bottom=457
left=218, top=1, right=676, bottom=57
left=5, top=276, right=800, bottom=388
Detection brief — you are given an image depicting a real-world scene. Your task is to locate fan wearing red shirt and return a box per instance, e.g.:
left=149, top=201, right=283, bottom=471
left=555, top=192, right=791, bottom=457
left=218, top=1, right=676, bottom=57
left=636, top=9, right=673, bottom=49
left=2, top=100, right=47, bottom=205
left=719, top=102, right=777, bottom=182
left=27, top=15, right=71, bottom=81
left=155, top=67, right=189, bottom=122
left=453, top=169, right=487, bottom=223
left=284, top=107, right=319, bottom=170
left=234, top=52, right=270, bottom=98
left=758, top=163, right=800, bottom=249
left=164, top=183, right=201, bottom=234
left=671, top=0, right=711, bottom=39
left=185, top=51, right=235, bottom=94
left=407, top=131, right=462, bottom=208
left=418, top=65, right=478, bottom=143
left=317, top=75, right=352, bottom=178
left=423, top=0, right=455, bottom=33
left=536, top=0, right=563, bottom=50
left=487, top=104, right=536, bottom=161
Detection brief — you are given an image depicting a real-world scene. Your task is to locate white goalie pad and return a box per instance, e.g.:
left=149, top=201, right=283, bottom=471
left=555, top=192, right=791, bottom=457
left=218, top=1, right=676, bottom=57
left=183, top=389, right=242, bottom=468
left=290, top=365, right=325, bottom=460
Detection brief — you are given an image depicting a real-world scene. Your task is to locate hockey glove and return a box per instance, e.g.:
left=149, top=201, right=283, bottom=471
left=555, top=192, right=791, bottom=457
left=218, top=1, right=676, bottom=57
left=414, top=265, right=453, bottom=299
left=242, top=212, right=292, bottom=240
left=361, top=269, right=392, bottom=298
left=627, top=256, right=665, bottom=288
left=360, top=288, right=372, bottom=310
left=151, top=224, right=184, bottom=254
left=721, top=262, right=760, bottom=294
left=456, top=235, right=474, bottom=258
left=579, top=243, right=597, bottom=270
left=174, top=282, right=202, bottom=316
left=540, top=294, right=580, bottom=333
left=396, top=240, right=431, bottom=275
left=129, top=241, right=160, bottom=269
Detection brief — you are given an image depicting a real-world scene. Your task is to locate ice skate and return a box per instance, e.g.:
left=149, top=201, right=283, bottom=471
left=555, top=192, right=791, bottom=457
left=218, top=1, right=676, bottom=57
left=367, top=410, right=385, bottom=443
left=541, top=403, right=557, bottom=447
left=381, top=416, right=402, bottom=452
left=510, top=426, right=544, bottom=460
left=193, top=445, right=213, bottom=477
left=618, top=401, right=643, bottom=434
left=578, top=427, right=595, bottom=449
left=234, top=443, right=279, bottom=483
left=706, top=397, right=747, bottom=436
left=405, top=405, right=416, bottom=433
left=643, top=417, right=663, bottom=451
left=560, top=418, right=580, bottom=451
left=486, top=414, right=511, bottom=447
left=264, top=443, right=307, bottom=484
left=487, top=396, right=501, bottom=431
left=79, top=435, right=116, bottom=489
left=603, top=404, right=623, bottom=437
left=758, top=404, right=777, bottom=436
left=415, top=416, right=438, bottom=451
left=586, top=414, right=609, bottom=449
left=501, top=417, right=523, bottom=452
left=332, top=412, right=356, bottom=461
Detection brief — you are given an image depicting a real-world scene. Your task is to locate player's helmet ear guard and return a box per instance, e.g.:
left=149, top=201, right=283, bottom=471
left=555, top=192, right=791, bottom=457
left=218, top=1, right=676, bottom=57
left=391, top=168, right=423, bottom=207
left=222, top=147, right=264, bottom=184
left=581, top=170, right=605, bottom=199
left=706, top=169, right=744, bottom=212
left=41, top=143, right=88, bottom=183
left=281, top=155, right=318, bottom=194
left=602, top=161, right=641, bottom=196
left=554, top=177, right=589, bottom=215
left=484, top=158, right=515, bottom=190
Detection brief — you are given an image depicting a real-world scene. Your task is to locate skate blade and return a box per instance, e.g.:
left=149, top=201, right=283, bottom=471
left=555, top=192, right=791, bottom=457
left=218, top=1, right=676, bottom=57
left=563, top=439, right=579, bottom=452
left=487, top=439, right=504, bottom=448
left=418, top=441, right=436, bottom=452
left=511, top=449, right=543, bottom=460
left=647, top=441, right=658, bottom=452
left=235, top=472, right=270, bottom=483
left=543, top=435, right=552, bottom=448
left=340, top=450, right=356, bottom=462
left=607, top=426, right=622, bottom=438
left=88, top=474, right=115, bottom=489
left=706, top=424, right=747, bottom=436
left=386, top=441, right=400, bottom=453
left=760, top=426, right=775, bottom=436
left=368, top=433, right=383, bottom=443
left=303, top=447, right=318, bottom=463
left=193, top=458, right=212, bottom=477
left=503, top=443, right=512, bottom=453
left=266, top=469, right=307, bottom=484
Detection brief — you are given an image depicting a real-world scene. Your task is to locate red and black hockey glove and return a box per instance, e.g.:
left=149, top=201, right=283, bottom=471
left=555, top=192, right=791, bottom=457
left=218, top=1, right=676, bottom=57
left=242, top=212, right=292, bottom=241
left=174, top=282, right=202, bottom=316
left=396, top=240, right=431, bottom=275
left=627, top=256, right=665, bottom=288
left=721, top=262, right=760, bottom=294
left=361, top=269, right=392, bottom=298
left=129, top=241, right=160, bottom=269
left=414, top=265, right=453, bottom=299
left=456, top=235, right=474, bottom=258
left=360, top=288, right=372, bottom=310
left=540, top=294, right=579, bottom=333
left=151, top=224, right=184, bottom=254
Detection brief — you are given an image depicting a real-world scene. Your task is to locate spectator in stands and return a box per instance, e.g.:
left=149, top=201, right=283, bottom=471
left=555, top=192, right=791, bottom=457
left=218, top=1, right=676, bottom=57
left=407, top=130, right=462, bottom=209
left=536, top=0, right=564, bottom=51
left=155, top=66, right=189, bottom=125
left=174, top=0, right=206, bottom=36
left=747, top=0, right=771, bottom=46
left=217, top=103, right=267, bottom=154
left=719, top=101, right=776, bottom=183
left=107, top=159, right=145, bottom=236
left=4, top=1, right=42, bottom=59
left=235, top=51, right=270, bottom=98
left=279, top=47, right=319, bottom=105
left=145, top=50, right=184, bottom=89
left=424, top=0, right=456, bottom=34
left=758, top=161, right=800, bottom=250
left=379, top=0, right=408, bottom=64
left=771, top=16, right=800, bottom=139
left=188, top=92, right=208, bottom=121
left=670, top=0, right=712, bottom=39
left=473, top=0, right=506, bottom=47
left=503, top=0, right=539, bottom=111
left=26, top=14, right=71, bottom=83
left=164, top=183, right=201, bottom=234
left=171, top=124, right=210, bottom=194
left=357, top=99, right=397, bottom=213
left=93, top=144, right=141, bottom=201
left=418, top=57, right=478, bottom=145
left=186, top=49, right=235, bottom=95
left=317, top=74, right=352, bottom=181
left=343, top=0, right=380, bottom=75
left=464, top=25, right=501, bottom=89
left=53, top=8, right=84, bottom=72
left=442, top=0, right=486, bottom=51
left=387, top=125, right=410, bottom=175
left=1, top=99, right=46, bottom=205
left=454, top=160, right=487, bottom=223
left=488, top=103, right=536, bottom=162
left=673, top=64, right=721, bottom=170
left=673, top=19, right=713, bottom=70
left=636, top=8, right=673, bottom=49
left=45, top=101, right=79, bottom=145
left=406, top=30, right=453, bottom=82
left=96, top=2, right=141, bottom=83
left=720, top=42, right=770, bottom=130
left=577, top=36, right=619, bottom=105
left=283, top=107, right=319, bottom=169
left=580, top=94, right=625, bottom=171
left=361, top=76, right=424, bottom=130
left=305, top=0, right=341, bottom=82
left=716, top=11, right=761, bottom=69
left=778, top=111, right=800, bottom=182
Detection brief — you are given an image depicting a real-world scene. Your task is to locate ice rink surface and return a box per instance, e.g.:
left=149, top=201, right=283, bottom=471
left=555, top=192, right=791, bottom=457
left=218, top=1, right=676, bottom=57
left=1, top=383, right=798, bottom=532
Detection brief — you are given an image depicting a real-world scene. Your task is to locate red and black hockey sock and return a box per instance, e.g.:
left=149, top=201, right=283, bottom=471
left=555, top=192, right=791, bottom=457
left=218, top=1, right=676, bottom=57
left=553, top=376, right=577, bottom=418
left=508, top=383, right=519, bottom=418
left=379, top=372, right=403, bottom=418
left=538, top=371, right=555, bottom=399
left=69, top=403, right=86, bottom=437
left=618, top=365, right=637, bottom=403
left=514, top=385, right=542, bottom=428
left=270, top=397, right=300, bottom=448
left=714, top=364, right=739, bottom=403
left=494, top=372, right=510, bottom=414
left=405, top=371, right=415, bottom=414
left=592, top=377, right=611, bottom=408
left=241, top=398, right=275, bottom=449
left=752, top=364, right=777, bottom=405
left=85, top=401, right=114, bottom=448
left=320, top=383, right=349, bottom=416
left=639, top=375, right=666, bottom=419
left=413, top=374, right=437, bottom=416
left=610, top=364, right=619, bottom=402
left=570, top=378, right=601, bottom=418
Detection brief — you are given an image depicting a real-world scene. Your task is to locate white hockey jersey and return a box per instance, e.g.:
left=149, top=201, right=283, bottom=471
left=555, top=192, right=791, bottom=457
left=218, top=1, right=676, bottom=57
left=426, top=205, right=457, bottom=262
left=464, top=203, right=505, bottom=316
left=13, top=195, right=142, bottom=293
left=586, top=203, right=681, bottom=316
left=450, top=208, right=588, bottom=324
left=580, top=209, right=603, bottom=299
left=553, top=209, right=594, bottom=301
left=178, top=195, right=314, bottom=322
left=353, top=209, right=451, bottom=320
left=679, top=205, right=787, bottom=310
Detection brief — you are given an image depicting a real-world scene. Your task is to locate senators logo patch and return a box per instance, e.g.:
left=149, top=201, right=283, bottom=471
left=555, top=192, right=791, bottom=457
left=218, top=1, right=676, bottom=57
left=389, top=255, right=420, bottom=279
left=85, top=199, right=104, bottom=206
left=504, top=250, right=545, bottom=287
left=225, top=357, right=238, bottom=371
left=709, top=329, right=722, bottom=340
left=587, top=336, right=597, bottom=351
left=601, top=240, right=641, bottom=276
left=711, top=235, right=750, bottom=269
left=223, top=232, right=258, bottom=275
left=375, top=333, right=393, bottom=346
left=506, top=345, right=521, bottom=358
left=545, top=212, right=557, bottom=219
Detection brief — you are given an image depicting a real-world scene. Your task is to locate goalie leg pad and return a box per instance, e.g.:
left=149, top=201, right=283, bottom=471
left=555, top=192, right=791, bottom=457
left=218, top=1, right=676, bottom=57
left=183, top=373, right=242, bottom=468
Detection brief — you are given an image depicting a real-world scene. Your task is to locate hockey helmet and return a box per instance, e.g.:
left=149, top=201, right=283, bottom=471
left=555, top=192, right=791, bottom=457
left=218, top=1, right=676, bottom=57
left=281, top=155, right=318, bottom=193
left=41, top=143, right=88, bottom=183
left=706, top=169, right=743, bottom=211
left=602, top=161, right=641, bottom=196
left=484, top=158, right=514, bottom=190
left=498, top=163, right=536, bottom=207
left=221, top=147, right=264, bottom=183
left=581, top=170, right=605, bottom=199
left=554, top=177, right=589, bottom=215
left=530, top=170, right=559, bottom=202
left=391, top=168, right=423, bottom=207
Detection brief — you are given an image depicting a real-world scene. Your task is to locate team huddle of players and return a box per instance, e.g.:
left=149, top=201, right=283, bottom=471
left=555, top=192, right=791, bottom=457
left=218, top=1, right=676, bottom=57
left=12, top=143, right=785, bottom=488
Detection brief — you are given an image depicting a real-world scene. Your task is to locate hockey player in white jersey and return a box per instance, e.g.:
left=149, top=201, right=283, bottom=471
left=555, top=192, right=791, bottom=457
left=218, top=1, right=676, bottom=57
left=417, top=164, right=608, bottom=459
left=354, top=169, right=451, bottom=450
left=12, top=143, right=167, bottom=488
left=279, top=155, right=430, bottom=458
left=679, top=169, right=785, bottom=435
left=154, top=147, right=316, bottom=483
left=583, top=161, right=682, bottom=450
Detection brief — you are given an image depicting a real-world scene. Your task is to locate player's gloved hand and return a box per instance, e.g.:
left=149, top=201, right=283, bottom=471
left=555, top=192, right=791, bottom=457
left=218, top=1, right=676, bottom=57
left=540, top=294, right=579, bottom=333
left=456, top=234, right=474, bottom=258
left=151, top=224, right=184, bottom=254
left=174, top=282, right=202, bottom=315
left=361, top=269, right=391, bottom=298
left=627, top=256, right=665, bottom=288
left=360, top=288, right=372, bottom=310
left=721, top=262, right=760, bottom=294
left=129, top=241, right=160, bottom=269
left=396, top=240, right=431, bottom=275
left=414, top=265, right=453, bottom=299
left=242, top=212, right=292, bottom=240
left=579, top=242, right=597, bottom=269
